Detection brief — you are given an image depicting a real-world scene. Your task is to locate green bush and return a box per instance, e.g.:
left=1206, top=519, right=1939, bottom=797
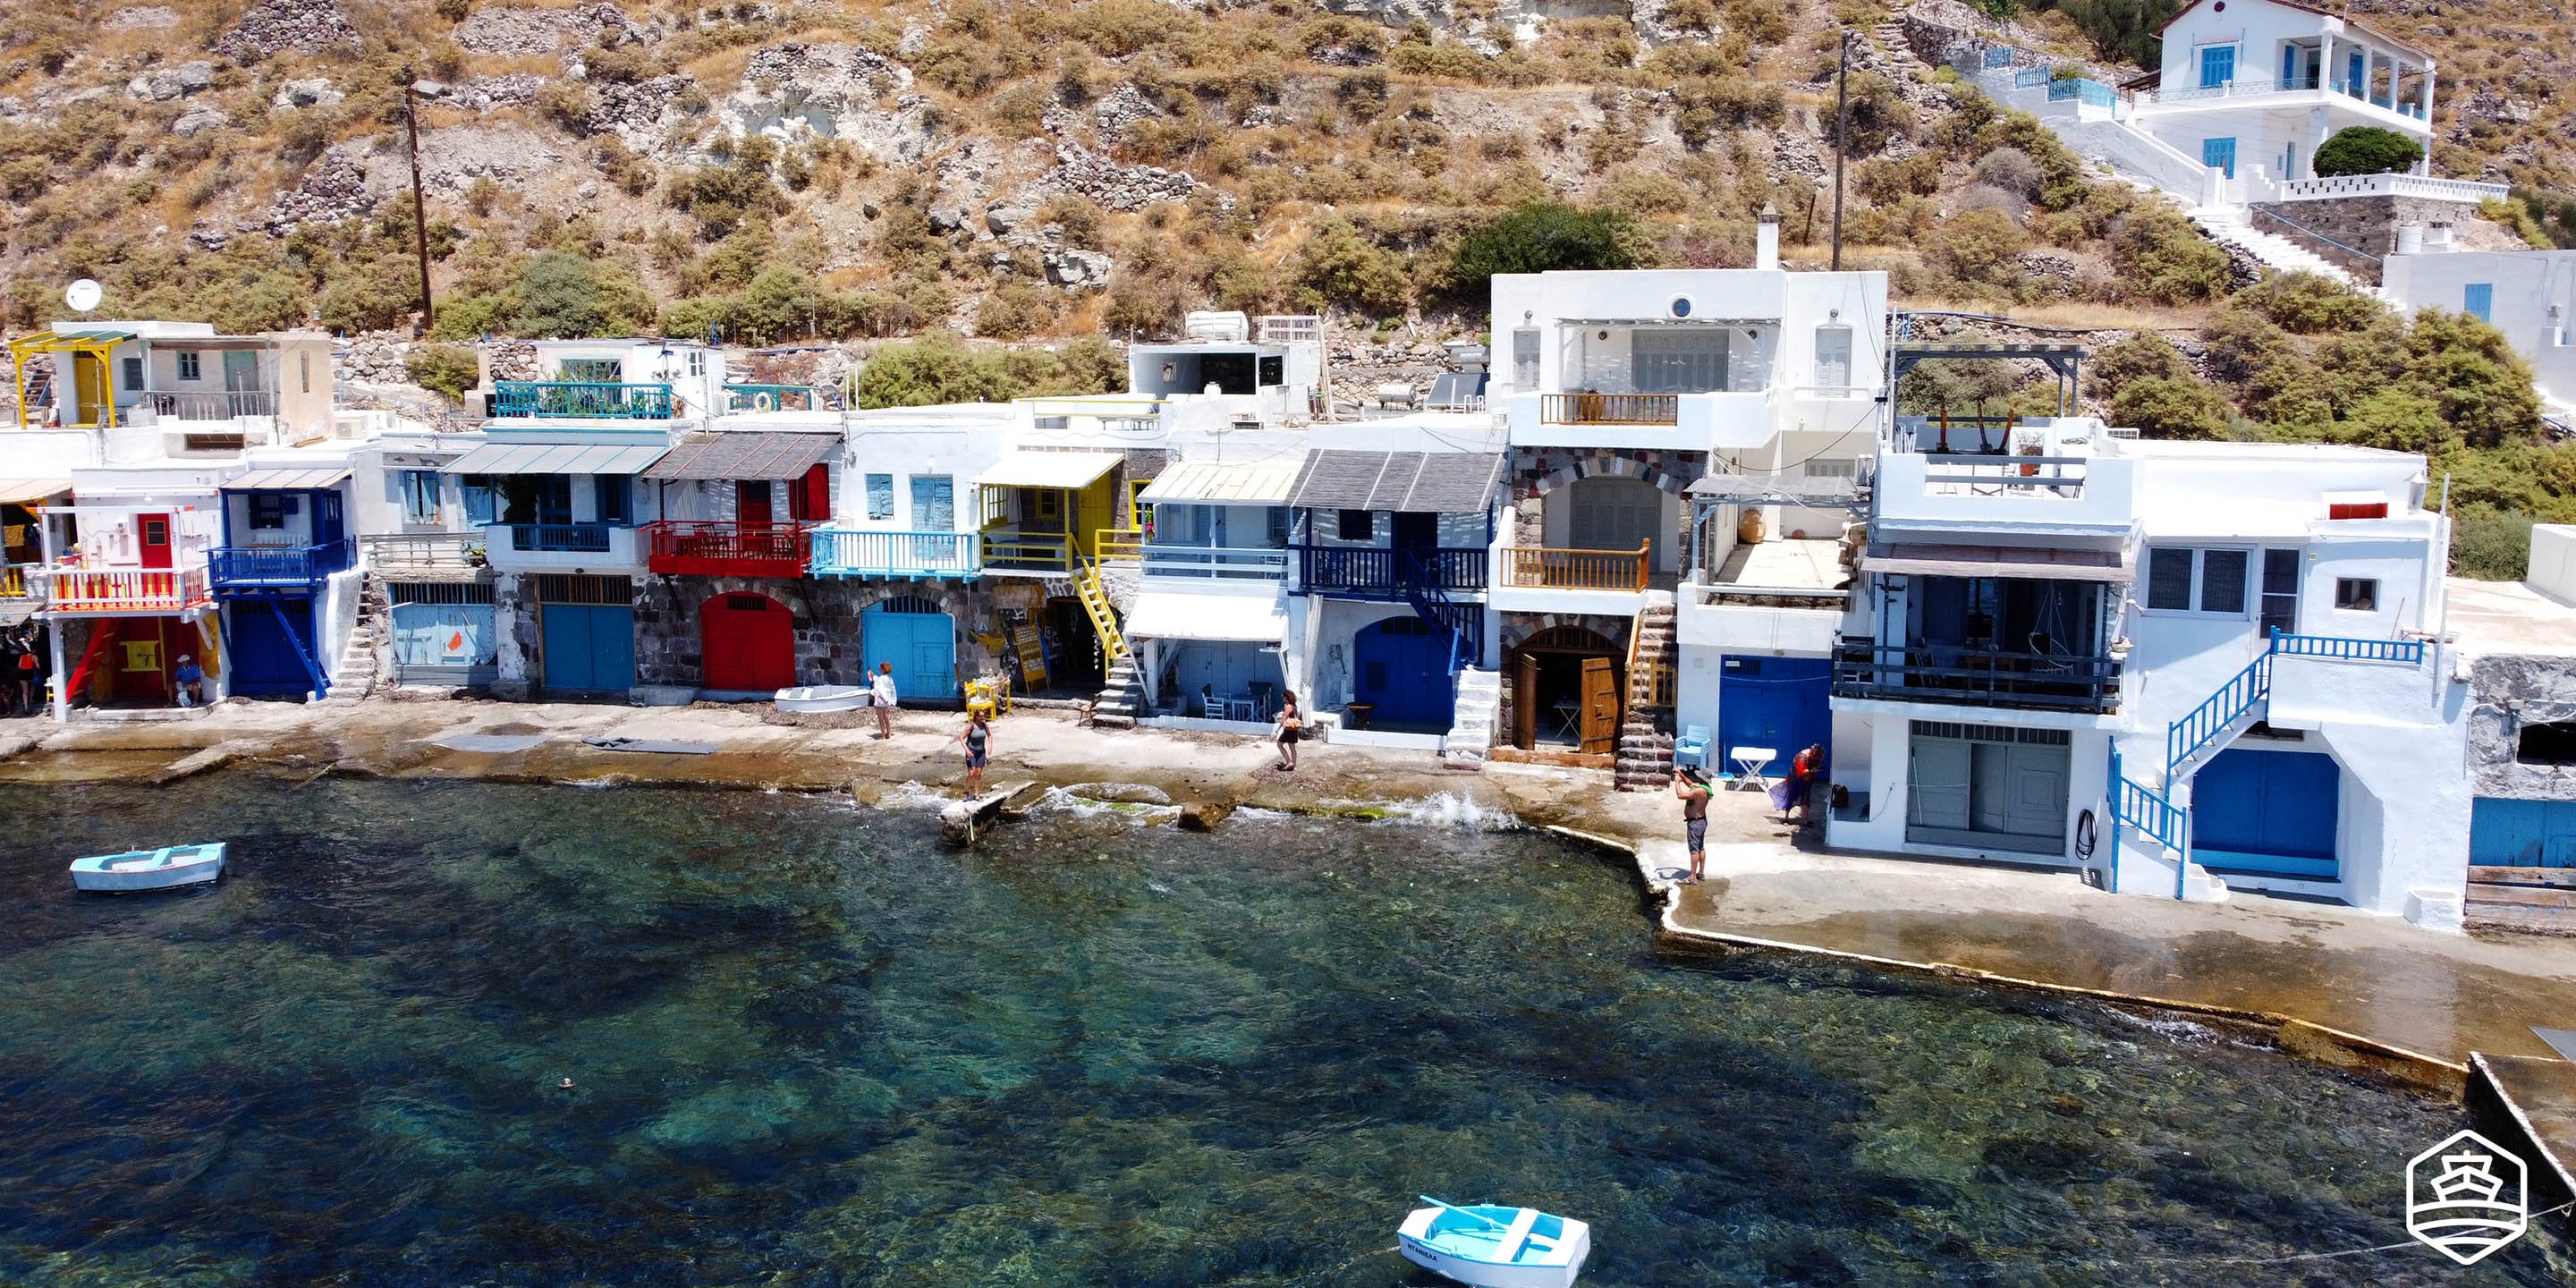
left=1926, top=208, right=2026, bottom=284
left=1289, top=217, right=1411, bottom=316
left=2110, top=376, right=2233, bottom=439
left=2106, top=206, right=2232, bottom=304
left=2451, top=505, right=2536, bottom=580
left=404, top=343, right=480, bottom=402
left=855, top=331, right=1126, bottom=409
left=2313, top=126, right=2424, bottom=178
left=2088, top=330, right=2190, bottom=397
left=1441, top=201, right=1647, bottom=301
left=513, top=251, right=657, bottom=337
left=2231, top=270, right=2380, bottom=334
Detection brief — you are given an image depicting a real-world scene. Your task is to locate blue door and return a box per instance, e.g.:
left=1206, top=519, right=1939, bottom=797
left=2190, top=747, right=2338, bottom=878
left=541, top=604, right=635, bottom=692
left=1716, top=657, right=1831, bottom=775
left=2201, top=137, right=2237, bottom=179
left=230, top=598, right=318, bottom=696
left=2470, top=798, right=2576, bottom=867
left=2464, top=283, right=2495, bottom=324
left=862, top=604, right=956, bottom=702
left=1354, top=616, right=1453, bottom=728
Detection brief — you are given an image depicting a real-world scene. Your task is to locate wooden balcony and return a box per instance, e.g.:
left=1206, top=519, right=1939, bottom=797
left=643, top=520, right=810, bottom=577
left=1539, top=393, right=1679, bottom=426
left=809, top=529, right=981, bottom=579
left=1498, top=543, right=1649, bottom=592
left=46, top=567, right=213, bottom=614
left=210, top=538, right=355, bottom=594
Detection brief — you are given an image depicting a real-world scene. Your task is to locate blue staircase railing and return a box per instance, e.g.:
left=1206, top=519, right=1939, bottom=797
left=2165, top=652, right=2272, bottom=778
left=2269, top=631, right=2425, bottom=664
left=1396, top=550, right=1479, bottom=676
left=2108, top=743, right=2187, bottom=859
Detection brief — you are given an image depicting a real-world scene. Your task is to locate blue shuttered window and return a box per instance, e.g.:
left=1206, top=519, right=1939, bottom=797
left=2199, top=45, right=2235, bottom=89
left=2464, top=283, right=2495, bottom=323
left=911, top=476, right=954, bottom=530
left=866, top=473, right=894, bottom=521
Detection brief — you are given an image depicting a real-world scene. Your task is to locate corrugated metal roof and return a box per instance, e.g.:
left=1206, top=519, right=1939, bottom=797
left=438, top=443, right=671, bottom=475
left=1139, top=457, right=1304, bottom=505
left=0, top=477, right=73, bottom=504
left=223, top=467, right=352, bottom=490
left=1123, top=590, right=1287, bottom=641
left=975, top=450, right=1123, bottom=490
left=1286, top=450, right=1503, bottom=513
left=642, top=431, right=841, bottom=481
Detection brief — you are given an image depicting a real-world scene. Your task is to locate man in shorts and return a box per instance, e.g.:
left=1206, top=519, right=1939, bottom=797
left=1674, top=765, right=1711, bottom=884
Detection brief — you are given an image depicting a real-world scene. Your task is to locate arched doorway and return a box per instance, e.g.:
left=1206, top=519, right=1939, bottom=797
left=862, top=595, right=957, bottom=702
left=1352, top=614, right=1455, bottom=730
left=1043, top=596, right=1107, bottom=693
left=701, top=591, right=795, bottom=691
left=1511, top=625, right=1622, bottom=752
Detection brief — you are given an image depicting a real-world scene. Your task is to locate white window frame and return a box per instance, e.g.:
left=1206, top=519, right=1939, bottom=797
left=2143, top=546, right=2256, bottom=617
left=2334, top=576, right=2378, bottom=611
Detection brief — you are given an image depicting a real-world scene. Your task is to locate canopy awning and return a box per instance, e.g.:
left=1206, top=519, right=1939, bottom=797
left=1286, top=450, right=1503, bottom=513
left=1140, top=457, right=1303, bottom=505
left=641, top=431, right=841, bottom=481
left=0, top=477, right=73, bottom=504
left=1860, top=541, right=2133, bottom=582
left=977, top=449, right=1123, bottom=490
left=224, top=467, right=352, bottom=490
left=1123, top=590, right=1288, bottom=642
left=440, top=442, right=671, bottom=475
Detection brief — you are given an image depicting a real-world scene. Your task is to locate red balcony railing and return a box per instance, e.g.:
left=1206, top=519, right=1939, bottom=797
left=47, top=567, right=213, bottom=614
left=644, top=520, right=811, bottom=576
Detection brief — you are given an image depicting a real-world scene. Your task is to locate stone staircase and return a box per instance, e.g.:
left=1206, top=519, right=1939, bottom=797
left=1441, top=666, right=1501, bottom=768
left=1089, top=655, right=1145, bottom=729
left=2188, top=207, right=2364, bottom=288
left=1614, top=599, right=1679, bottom=792
left=323, top=572, right=388, bottom=701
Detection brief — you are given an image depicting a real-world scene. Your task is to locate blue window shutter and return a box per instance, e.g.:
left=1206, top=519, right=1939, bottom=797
left=2464, top=284, right=2495, bottom=324
left=2347, top=51, right=2363, bottom=95
left=866, top=473, right=894, bottom=521
left=2199, top=46, right=2235, bottom=89
left=2201, top=138, right=2237, bottom=179
left=2282, top=44, right=2296, bottom=85
left=913, top=476, right=953, bottom=530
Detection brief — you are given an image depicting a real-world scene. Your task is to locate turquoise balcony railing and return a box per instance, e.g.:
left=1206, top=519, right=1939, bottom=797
left=809, top=528, right=981, bottom=580
left=493, top=381, right=674, bottom=419
left=723, top=384, right=822, bottom=412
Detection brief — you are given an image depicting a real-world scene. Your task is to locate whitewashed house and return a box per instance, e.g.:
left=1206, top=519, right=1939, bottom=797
left=1489, top=217, right=1888, bottom=784
left=1829, top=416, right=2470, bottom=926
left=2382, top=244, right=2576, bottom=421
left=9, top=321, right=336, bottom=460
left=2129, top=0, right=2439, bottom=186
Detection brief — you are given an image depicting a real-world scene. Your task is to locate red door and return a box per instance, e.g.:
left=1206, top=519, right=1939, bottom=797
left=736, top=480, right=773, bottom=528
left=109, top=617, right=182, bottom=704
left=138, top=514, right=174, bottom=570
left=700, top=592, right=794, bottom=691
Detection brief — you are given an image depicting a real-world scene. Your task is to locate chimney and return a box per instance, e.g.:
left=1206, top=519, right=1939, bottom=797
left=1756, top=203, right=1780, bottom=270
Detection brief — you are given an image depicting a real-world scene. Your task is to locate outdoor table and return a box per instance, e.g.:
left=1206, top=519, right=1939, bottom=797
left=1730, top=746, right=1777, bottom=791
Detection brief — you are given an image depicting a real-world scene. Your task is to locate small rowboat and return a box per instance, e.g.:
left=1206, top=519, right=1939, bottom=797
left=775, top=685, right=872, bottom=714
left=1399, top=1196, right=1592, bottom=1288
left=69, top=843, right=227, bottom=894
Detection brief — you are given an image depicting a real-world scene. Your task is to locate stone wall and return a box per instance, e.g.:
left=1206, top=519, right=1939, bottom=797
left=2246, top=194, right=2487, bottom=285
left=1505, top=447, right=1701, bottom=561
left=632, top=575, right=1050, bottom=696
left=1496, top=609, right=1637, bottom=749
left=2468, top=655, right=2576, bottom=800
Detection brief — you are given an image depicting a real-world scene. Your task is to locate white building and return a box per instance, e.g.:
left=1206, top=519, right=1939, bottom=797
left=1828, top=417, right=2470, bottom=926
left=1487, top=221, right=1887, bottom=779
left=9, top=321, right=337, bottom=461
left=2383, top=245, right=2576, bottom=420
left=2131, top=0, right=2436, bottom=186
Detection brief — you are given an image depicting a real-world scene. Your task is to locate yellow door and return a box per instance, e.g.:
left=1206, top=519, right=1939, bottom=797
left=74, top=352, right=110, bottom=427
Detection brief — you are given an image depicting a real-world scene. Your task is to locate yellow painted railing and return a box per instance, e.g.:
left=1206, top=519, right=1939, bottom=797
left=982, top=530, right=1073, bottom=572
left=1498, top=543, right=1651, bottom=592
left=1095, top=526, right=1145, bottom=562
left=0, top=563, right=31, bottom=598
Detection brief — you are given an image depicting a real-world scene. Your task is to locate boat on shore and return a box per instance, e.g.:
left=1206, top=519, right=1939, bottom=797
left=1398, top=1196, right=1591, bottom=1288
left=69, top=843, right=227, bottom=893
left=775, top=685, right=872, bottom=714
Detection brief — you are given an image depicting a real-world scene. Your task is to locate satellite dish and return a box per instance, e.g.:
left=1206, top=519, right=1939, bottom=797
left=64, top=279, right=102, bottom=313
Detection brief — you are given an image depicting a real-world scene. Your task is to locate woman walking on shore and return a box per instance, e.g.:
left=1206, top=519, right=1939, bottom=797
left=1274, top=691, right=1302, bottom=772
left=959, top=711, right=992, bottom=795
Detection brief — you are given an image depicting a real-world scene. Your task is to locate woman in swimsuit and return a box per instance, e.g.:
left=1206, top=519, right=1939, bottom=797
left=960, top=711, right=992, bottom=794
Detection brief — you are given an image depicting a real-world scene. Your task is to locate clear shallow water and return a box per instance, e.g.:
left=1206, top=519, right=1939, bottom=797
left=0, top=776, right=2564, bottom=1287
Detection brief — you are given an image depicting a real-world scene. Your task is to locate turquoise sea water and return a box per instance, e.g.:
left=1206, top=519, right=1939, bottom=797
left=0, top=775, right=2564, bottom=1286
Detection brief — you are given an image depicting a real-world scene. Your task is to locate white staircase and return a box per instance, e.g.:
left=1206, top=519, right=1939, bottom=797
left=322, top=572, right=387, bottom=701
left=2188, top=207, right=2362, bottom=287
left=1441, top=666, right=1501, bottom=767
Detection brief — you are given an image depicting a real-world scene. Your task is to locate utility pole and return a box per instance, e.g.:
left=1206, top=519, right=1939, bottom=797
left=403, top=77, right=434, bottom=334
left=1832, top=30, right=1852, bottom=272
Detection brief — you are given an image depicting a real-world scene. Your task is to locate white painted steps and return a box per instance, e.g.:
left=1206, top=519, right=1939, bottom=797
left=2188, top=207, right=2364, bottom=288
left=1442, top=666, right=1501, bottom=767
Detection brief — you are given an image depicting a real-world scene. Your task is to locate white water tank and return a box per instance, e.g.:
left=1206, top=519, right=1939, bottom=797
left=1445, top=342, right=1489, bottom=372
left=2394, top=222, right=2424, bottom=255
left=1182, top=310, right=1250, bottom=343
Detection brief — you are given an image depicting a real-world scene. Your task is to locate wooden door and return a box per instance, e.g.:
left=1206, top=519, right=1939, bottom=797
left=138, top=513, right=174, bottom=570
left=74, top=353, right=110, bottom=426
left=736, top=479, right=773, bottom=528
left=1579, top=656, right=1620, bottom=754
left=1513, top=650, right=1538, bottom=750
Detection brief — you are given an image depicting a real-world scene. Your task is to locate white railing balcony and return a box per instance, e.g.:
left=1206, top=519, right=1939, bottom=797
left=2274, top=172, right=2508, bottom=204
left=1140, top=544, right=1291, bottom=581
left=44, top=566, right=214, bottom=614
left=360, top=532, right=488, bottom=575
left=481, top=522, right=640, bottom=569
left=1873, top=452, right=2139, bottom=538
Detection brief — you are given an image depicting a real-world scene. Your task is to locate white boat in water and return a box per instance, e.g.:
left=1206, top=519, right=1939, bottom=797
left=69, top=843, right=227, bottom=893
left=775, top=685, right=872, bottom=713
left=1398, top=1197, right=1591, bottom=1288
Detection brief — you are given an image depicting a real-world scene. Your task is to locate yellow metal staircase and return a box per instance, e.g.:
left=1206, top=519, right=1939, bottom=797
left=1072, top=556, right=1131, bottom=665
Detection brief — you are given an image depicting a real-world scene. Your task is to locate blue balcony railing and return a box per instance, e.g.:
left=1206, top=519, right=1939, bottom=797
left=209, top=538, right=354, bottom=591
left=1297, top=546, right=1487, bottom=598
left=2270, top=631, right=2426, bottom=665
left=493, top=381, right=674, bottom=419
left=2046, top=77, right=2114, bottom=107
left=509, top=522, right=615, bottom=553
left=809, top=528, right=980, bottom=580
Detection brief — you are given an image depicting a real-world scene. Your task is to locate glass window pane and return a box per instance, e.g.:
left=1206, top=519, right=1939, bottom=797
left=2147, top=548, right=2194, bottom=610
left=2199, top=549, right=2248, bottom=614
